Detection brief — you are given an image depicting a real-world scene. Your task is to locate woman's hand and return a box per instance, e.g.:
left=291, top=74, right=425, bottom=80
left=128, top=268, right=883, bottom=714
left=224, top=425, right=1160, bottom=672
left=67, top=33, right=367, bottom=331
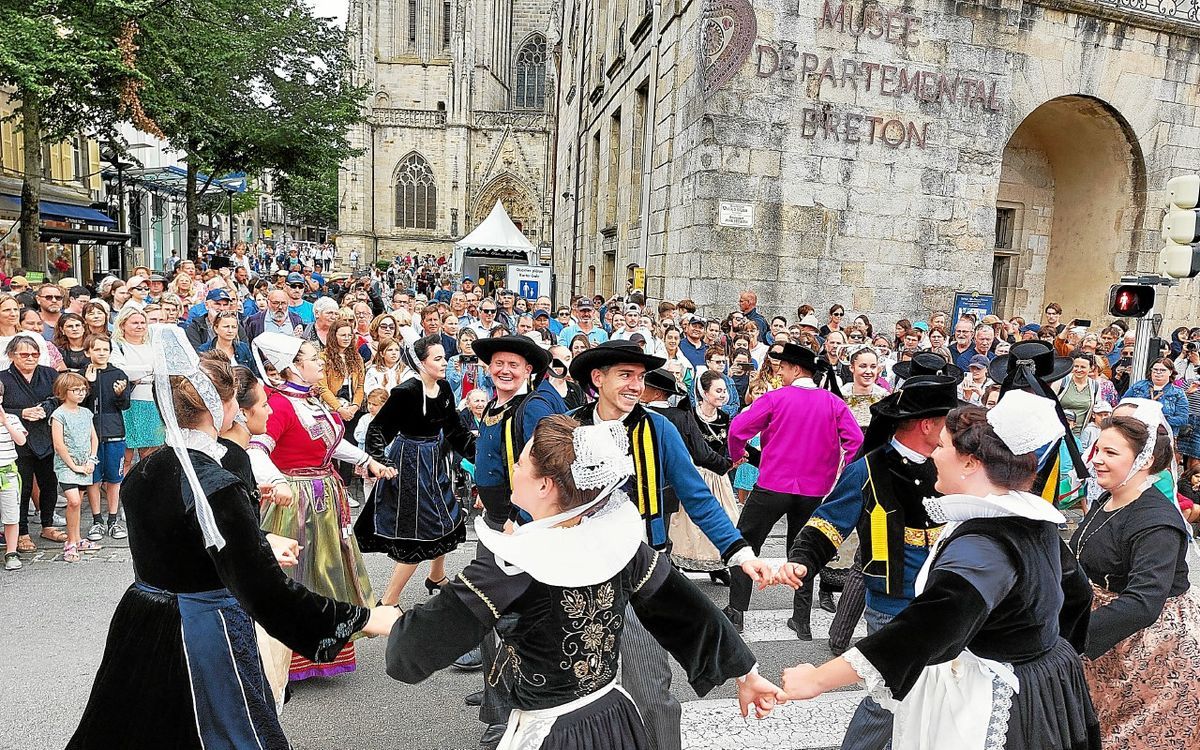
left=737, top=671, right=788, bottom=718
left=20, top=406, right=46, bottom=421
left=265, top=533, right=302, bottom=568
left=263, top=482, right=294, bottom=508
left=781, top=663, right=825, bottom=700
left=773, top=562, right=808, bottom=590
left=337, top=404, right=358, bottom=422
left=367, top=458, right=397, bottom=479
left=362, top=605, right=402, bottom=637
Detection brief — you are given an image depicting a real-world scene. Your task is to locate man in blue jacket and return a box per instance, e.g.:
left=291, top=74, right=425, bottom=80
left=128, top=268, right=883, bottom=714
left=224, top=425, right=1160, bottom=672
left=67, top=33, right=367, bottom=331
left=570, top=340, right=773, bottom=750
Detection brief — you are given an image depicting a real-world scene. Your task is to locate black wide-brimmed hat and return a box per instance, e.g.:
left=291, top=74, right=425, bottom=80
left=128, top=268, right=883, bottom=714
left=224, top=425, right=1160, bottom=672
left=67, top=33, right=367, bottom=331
left=988, top=341, right=1072, bottom=388
left=858, top=375, right=961, bottom=458
left=644, top=367, right=687, bottom=398
left=472, top=335, right=552, bottom=375
left=569, top=340, right=666, bottom=386
left=768, top=342, right=820, bottom=371
left=891, top=351, right=964, bottom=383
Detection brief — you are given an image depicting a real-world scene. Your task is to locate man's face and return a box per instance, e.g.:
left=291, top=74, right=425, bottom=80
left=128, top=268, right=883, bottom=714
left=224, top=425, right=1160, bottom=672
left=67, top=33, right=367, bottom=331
left=533, top=315, right=549, bottom=331
left=516, top=317, right=533, bottom=334
left=235, top=268, right=248, bottom=284
left=422, top=312, right=440, bottom=335
left=479, top=301, right=498, bottom=326
left=535, top=296, right=551, bottom=312
left=738, top=293, right=753, bottom=313
left=954, top=321, right=973, bottom=346
left=37, top=287, right=63, bottom=314
left=207, top=298, right=232, bottom=317
left=287, top=281, right=304, bottom=302
left=392, top=293, right=411, bottom=311
left=974, top=327, right=994, bottom=353
left=625, top=311, right=639, bottom=330
left=267, top=291, right=290, bottom=321
left=149, top=280, right=165, bottom=296
left=489, top=353, right=532, bottom=394
left=1045, top=307, right=1061, bottom=324
left=500, top=292, right=514, bottom=310
left=577, top=307, right=594, bottom=326
left=686, top=321, right=704, bottom=341
left=450, top=293, right=466, bottom=314
left=593, top=364, right=646, bottom=415
left=68, top=295, right=90, bottom=314
left=1099, top=331, right=1116, bottom=353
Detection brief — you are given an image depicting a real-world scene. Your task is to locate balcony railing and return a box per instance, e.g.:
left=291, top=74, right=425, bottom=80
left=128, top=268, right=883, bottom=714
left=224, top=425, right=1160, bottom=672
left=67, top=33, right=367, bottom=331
left=474, top=110, right=550, bottom=130
left=370, top=108, right=446, bottom=127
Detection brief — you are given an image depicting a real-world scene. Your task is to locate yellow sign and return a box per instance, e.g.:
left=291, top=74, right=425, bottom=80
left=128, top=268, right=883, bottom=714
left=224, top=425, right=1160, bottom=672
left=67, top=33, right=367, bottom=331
left=263, top=229, right=273, bottom=238
left=633, top=266, right=645, bottom=291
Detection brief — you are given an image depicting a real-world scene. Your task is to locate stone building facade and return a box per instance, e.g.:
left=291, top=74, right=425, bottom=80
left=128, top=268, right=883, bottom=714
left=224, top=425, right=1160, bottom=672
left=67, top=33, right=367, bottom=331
left=337, top=0, right=556, bottom=268
left=553, top=0, right=1200, bottom=325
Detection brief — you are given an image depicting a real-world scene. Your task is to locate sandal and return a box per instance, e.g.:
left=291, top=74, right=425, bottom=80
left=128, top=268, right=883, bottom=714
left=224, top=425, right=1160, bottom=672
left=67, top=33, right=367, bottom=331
left=16, top=535, right=37, bottom=554
left=63, top=543, right=81, bottom=563
left=40, top=528, right=67, bottom=544
left=77, top=539, right=103, bottom=553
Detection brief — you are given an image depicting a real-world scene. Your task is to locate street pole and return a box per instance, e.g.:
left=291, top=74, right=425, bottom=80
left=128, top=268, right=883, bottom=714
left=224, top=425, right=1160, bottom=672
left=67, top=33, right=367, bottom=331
left=227, top=189, right=235, bottom=248
left=1132, top=311, right=1154, bottom=383
left=117, top=163, right=128, bottom=277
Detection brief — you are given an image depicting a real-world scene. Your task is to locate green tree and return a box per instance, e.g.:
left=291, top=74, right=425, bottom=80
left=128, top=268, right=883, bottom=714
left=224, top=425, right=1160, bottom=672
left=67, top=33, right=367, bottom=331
left=0, top=1, right=152, bottom=273
left=274, top=167, right=338, bottom=229
left=133, top=0, right=365, bottom=257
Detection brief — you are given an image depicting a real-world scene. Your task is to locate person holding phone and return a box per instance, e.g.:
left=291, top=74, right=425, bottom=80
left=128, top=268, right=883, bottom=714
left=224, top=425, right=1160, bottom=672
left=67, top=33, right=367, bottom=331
left=1175, top=342, right=1200, bottom=463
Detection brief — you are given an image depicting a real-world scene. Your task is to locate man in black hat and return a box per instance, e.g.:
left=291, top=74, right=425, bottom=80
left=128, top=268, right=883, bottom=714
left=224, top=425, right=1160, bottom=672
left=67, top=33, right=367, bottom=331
left=890, top=350, right=964, bottom=386
left=464, top=334, right=552, bottom=747
left=777, top=374, right=959, bottom=750
left=640, top=368, right=735, bottom=583
left=571, top=341, right=772, bottom=750
left=725, top=342, right=862, bottom=640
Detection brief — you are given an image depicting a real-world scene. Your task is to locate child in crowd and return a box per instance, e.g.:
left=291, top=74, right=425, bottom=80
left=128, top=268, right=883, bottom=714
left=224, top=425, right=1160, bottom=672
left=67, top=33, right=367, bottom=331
left=355, top=388, right=391, bottom=502
left=0, top=382, right=29, bottom=571
left=50, top=372, right=100, bottom=563
left=81, top=335, right=131, bottom=541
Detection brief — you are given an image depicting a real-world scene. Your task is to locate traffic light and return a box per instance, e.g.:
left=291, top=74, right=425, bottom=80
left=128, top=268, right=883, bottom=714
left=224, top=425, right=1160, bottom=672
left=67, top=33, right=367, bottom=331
left=1108, top=284, right=1154, bottom=317
left=1161, top=175, right=1200, bottom=278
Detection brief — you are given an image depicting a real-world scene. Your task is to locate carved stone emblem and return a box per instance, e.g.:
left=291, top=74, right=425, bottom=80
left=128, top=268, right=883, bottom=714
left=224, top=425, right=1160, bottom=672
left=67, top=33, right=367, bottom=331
left=701, top=0, right=758, bottom=95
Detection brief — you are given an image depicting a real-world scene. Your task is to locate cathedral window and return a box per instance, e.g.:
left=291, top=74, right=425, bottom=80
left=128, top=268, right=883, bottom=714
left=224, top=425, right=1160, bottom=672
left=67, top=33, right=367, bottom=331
left=395, top=153, right=436, bottom=229
left=514, top=35, right=547, bottom=110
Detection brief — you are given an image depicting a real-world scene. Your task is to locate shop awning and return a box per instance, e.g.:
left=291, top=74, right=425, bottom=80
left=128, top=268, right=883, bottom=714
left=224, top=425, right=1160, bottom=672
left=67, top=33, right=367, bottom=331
left=40, top=226, right=131, bottom=246
left=0, top=194, right=116, bottom=226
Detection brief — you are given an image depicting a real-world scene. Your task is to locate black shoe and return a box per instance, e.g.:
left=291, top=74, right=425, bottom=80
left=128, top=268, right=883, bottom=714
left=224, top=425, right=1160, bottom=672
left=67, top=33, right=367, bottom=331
left=829, top=642, right=847, bottom=657
left=465, top=690, right=484, bottom=707
left=425, top=576, right=449, bottom=595
left=722, top=605, right=744, bottom=633
left=452, top=646, right=483, bottom=671
left=479, top=723, right=507, bottom=750
left=818, top=588, right=837, bottom=614
left=786, top=617, right=813, bottom=641
left=709, top=568, right=731, bottom=586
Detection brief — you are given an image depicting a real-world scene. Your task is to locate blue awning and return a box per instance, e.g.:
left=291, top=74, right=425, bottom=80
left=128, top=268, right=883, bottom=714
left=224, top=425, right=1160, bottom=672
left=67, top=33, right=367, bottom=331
left=0, top=194, right=116, bottom=226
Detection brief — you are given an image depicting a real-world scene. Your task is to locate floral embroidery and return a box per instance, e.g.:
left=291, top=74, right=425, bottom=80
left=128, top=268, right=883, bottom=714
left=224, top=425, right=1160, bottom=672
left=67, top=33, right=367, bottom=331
left=559, top=582, right=623, bottom=696
left=489, top=641, right=547, bottom=689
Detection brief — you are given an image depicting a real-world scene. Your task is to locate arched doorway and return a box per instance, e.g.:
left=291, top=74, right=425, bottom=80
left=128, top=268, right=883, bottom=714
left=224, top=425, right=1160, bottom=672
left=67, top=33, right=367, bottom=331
left=995, top=96, right=1146, bottom=322
left=472, top=175, right=538, bottom=241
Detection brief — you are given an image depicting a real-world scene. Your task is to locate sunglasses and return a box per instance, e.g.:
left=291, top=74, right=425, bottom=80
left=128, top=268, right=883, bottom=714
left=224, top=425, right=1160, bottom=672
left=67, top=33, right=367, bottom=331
left=288, top=283, right=305, bottom=289
left=12, top=351, right=39, bottom=358
left=832, top=311, right=844, bottom=317
left=40, top=295, right=63, bottom=301
left=133, top=286, right=149, bottom=292
left=481, top=308, right=497, bottom=314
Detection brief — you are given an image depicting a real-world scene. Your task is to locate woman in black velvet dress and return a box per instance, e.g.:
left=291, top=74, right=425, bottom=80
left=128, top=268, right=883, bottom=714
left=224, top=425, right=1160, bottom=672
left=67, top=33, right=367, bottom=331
left=384, top=415, right=786, bottom=749
left=69, top=332, right=398, bottom=750
left=777, top=393, right=1099, bottom=750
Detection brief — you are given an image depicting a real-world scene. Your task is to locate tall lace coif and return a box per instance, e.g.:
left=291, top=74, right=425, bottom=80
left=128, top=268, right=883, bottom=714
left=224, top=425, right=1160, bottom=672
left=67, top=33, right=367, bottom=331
left=152, top=324, right=226, bottom=550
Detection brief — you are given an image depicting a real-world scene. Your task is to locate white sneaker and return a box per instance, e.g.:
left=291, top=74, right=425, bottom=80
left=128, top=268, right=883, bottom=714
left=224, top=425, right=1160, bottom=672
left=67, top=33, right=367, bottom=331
left=4, top=553, right=21, bottom=571
left=52, top=512, right=67, bottom=527
left=348, top=497, right=361, bottom=508
left=87, top=523, right=106, bottom=542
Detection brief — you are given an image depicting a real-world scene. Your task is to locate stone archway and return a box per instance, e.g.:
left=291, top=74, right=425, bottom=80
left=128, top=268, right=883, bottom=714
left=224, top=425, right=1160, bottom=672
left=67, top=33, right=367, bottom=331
left=472, top=175, right=538, bottom=239
left=995, top=96, right=1146, bottom=322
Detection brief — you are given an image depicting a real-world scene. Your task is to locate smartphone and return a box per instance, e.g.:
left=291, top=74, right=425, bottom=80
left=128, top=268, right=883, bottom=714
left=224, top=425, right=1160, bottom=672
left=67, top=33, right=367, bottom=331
left=1075, top=319, right=1092, bottom=328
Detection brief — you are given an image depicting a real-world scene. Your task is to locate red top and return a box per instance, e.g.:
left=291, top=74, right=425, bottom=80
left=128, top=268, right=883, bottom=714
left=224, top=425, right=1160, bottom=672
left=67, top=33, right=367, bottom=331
left=259, top=391, right=345, bottom=471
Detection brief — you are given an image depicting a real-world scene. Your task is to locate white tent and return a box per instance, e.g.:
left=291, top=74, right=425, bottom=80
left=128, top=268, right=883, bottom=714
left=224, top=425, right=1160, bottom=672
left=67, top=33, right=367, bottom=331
left=452, top=200, right=536, bottom=273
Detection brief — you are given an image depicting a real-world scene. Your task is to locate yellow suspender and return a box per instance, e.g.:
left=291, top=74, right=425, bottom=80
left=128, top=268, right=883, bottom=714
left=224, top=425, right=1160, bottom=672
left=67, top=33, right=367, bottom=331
left=503, top=415, right=517, bottom=483
left=865, top=459, right=890, bottom=583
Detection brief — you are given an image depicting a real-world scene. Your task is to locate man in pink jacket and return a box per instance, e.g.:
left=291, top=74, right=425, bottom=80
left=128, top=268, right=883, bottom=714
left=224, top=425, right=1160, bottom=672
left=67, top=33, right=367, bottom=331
left=725, top=342, right=863, bottom=639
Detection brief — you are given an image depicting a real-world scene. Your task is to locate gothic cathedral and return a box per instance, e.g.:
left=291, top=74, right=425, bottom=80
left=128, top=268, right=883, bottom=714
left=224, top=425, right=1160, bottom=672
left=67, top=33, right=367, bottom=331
left=337, top=0, right=556, bottom=265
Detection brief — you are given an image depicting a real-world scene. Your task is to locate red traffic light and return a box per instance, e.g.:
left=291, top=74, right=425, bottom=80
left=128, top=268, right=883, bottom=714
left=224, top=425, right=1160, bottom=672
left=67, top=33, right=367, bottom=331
left=1107, top=284, right=1155, bottom=318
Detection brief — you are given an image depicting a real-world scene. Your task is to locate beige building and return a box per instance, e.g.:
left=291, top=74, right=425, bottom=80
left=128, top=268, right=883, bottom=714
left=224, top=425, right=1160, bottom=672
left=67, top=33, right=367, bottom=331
left=337, top=0, right=557, bottom=277
left=553, top=0, right=1200, bottom=325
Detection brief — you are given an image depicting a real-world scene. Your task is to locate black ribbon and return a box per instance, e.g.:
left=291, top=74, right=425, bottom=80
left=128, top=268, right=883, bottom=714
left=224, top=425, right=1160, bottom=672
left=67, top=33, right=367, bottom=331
left=1000, top=364, right=1090, bottom=479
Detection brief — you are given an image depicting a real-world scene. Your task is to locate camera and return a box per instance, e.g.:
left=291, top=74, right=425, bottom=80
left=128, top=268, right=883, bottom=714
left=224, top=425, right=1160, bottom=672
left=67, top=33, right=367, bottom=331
left=1187, top=342, right=1198, bottom=353
left=461, top=355, right=478, bottom=364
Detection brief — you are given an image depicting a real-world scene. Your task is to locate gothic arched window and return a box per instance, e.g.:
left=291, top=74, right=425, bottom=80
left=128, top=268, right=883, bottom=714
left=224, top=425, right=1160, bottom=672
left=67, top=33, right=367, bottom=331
left=395, top=153, right=436, bottom=229
left=514, top=35, right=547, bottom=110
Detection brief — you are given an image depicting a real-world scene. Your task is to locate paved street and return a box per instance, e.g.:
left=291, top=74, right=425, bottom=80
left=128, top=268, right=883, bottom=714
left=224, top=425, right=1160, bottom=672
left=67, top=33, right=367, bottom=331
left=0, top=506, right=859, bottom=750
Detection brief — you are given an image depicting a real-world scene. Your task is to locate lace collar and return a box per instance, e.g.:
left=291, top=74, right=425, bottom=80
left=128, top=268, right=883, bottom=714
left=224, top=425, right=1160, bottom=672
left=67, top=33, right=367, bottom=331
left=474, top=493, right=644, bottom=587
left=924, top=491, right=1065, bottom=525
left=179, top=428, right=228, bottom=461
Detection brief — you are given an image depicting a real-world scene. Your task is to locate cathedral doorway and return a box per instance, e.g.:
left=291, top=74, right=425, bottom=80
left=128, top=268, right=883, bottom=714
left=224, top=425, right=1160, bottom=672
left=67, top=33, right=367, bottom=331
left=994, top=95, right=1146, bottom=322
left=472, top=175, right=538, bottom=242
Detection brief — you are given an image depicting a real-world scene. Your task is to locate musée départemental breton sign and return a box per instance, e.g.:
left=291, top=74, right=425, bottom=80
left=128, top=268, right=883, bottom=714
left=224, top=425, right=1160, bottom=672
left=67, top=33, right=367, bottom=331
left=701, top=0, right=1006, bottom=149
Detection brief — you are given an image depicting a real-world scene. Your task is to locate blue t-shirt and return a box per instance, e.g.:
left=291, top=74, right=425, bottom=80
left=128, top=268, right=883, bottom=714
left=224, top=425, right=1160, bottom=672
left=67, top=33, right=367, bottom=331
left=290, top=300, right=315, bottom=324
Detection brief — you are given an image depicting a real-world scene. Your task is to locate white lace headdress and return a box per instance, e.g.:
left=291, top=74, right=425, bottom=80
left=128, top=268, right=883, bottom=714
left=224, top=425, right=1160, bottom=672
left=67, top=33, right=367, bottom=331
left=571, top=422, right=635, bottom=492
left=1116, top=397, right=1165, bottom=487
left=251, top=331, right=302, bottom=386
left=986, top=389, right=1064, bottom=461
left=151, top=324, right=226, bottom=550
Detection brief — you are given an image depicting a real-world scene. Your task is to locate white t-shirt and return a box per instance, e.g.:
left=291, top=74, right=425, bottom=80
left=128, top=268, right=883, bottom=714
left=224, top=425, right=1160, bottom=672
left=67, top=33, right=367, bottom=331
left=0, top=413, right=27, bottom=464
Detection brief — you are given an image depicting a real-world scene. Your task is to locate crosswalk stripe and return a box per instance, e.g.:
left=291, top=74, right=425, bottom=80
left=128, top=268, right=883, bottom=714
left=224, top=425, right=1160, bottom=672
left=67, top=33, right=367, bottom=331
left=682, top=690, right=865, bottom=749
left=741, top=607, right=866, bottom=643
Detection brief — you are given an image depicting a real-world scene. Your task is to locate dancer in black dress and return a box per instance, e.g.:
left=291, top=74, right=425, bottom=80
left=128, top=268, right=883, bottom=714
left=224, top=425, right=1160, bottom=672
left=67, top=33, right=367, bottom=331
left=357, top=334, right=476, bottom=605
left=69, top=325, right=398, bottom=750
left=778, top=391, right=1099, bottom=750
left=384, top=414, right=787, bottom=749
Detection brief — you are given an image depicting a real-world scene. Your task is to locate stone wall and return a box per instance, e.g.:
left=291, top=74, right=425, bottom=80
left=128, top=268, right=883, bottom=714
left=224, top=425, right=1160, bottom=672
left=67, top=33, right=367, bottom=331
left=554, top=0, right=1200, bottom=327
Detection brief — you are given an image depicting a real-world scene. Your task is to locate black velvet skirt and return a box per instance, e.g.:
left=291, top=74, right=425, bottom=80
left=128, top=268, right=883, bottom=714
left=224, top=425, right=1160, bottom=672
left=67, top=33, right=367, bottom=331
left=1006, top=637, right=1101, bottom=750
left=540, top=689, right=649, bottom=750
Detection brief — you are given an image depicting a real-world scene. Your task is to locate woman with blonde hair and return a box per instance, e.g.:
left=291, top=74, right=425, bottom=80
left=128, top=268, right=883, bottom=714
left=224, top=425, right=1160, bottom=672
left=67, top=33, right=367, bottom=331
left=358, top=313, right=399, bottom=361
left=364, top=338, right=407, bottom=394
left=110, top=306, right=164, bottom=470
